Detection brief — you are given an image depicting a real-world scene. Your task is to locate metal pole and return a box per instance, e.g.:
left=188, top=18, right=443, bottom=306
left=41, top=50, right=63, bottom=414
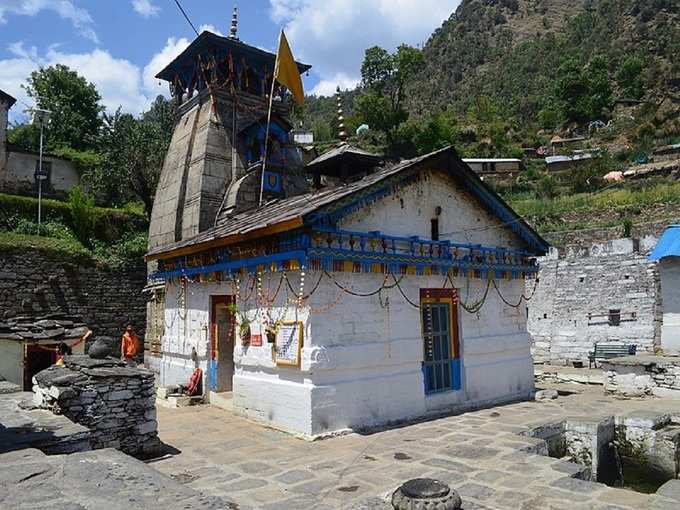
left=259, top=32, right=280, bottom=207
left=38, top=121, right=43, bottom=228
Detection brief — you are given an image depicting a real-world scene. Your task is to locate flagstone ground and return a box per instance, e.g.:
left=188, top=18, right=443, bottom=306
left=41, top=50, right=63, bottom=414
left=152, top=387, right=680, bottom=510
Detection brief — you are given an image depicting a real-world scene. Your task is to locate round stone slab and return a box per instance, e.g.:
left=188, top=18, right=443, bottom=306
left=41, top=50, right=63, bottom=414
left=391, top=478, right=462, bottom=510
left=401, top=478, right=450, bottom=499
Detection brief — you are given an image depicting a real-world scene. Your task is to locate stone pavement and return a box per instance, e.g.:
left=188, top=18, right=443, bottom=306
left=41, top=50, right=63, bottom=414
left=153, top=388, right=680, bottom=510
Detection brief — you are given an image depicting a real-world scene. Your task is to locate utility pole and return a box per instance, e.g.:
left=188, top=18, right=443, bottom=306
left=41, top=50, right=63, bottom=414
left=31, top=108, right=51, bottom=229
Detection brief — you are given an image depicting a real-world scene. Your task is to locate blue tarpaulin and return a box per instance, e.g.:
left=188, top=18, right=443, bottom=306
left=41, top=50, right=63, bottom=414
left=649, top=225, right=680, bottom=261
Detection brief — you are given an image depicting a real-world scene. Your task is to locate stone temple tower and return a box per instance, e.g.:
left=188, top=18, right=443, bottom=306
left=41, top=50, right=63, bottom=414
left=144, top=19, right=311, bottom=372
left=148, top=20, right=311, bottom=254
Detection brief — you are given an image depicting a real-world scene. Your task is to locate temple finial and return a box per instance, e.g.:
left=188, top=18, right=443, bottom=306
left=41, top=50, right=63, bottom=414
left=229, top=5, right=238, bottom=40
left=336, top=86, right=348, bottom=142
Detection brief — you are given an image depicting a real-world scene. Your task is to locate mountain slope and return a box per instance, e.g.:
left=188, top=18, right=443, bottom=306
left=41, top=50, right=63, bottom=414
left=407, top=0, right=680, bottom=124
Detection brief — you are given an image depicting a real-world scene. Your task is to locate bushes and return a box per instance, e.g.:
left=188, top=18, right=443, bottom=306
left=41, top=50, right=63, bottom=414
left=0, top=193, right=147, bottom=243
left=69, top=186, right=96, bottom=246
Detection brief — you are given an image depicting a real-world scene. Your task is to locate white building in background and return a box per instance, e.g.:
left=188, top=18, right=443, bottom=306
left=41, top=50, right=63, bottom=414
left=650, top=225, right=680, bottom=354
left=0, top=88, right=80, bottom=199
left=463, top=158, right=522, bottom=178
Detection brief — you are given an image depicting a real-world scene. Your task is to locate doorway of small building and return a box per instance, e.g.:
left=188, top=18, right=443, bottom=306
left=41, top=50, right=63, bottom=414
left=208, top=295, right=235, bottom=410
left=24, top=345, right=57, bottom=390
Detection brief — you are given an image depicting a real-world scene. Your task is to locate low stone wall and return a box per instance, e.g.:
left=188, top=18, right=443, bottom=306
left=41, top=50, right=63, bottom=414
left=33, top=356, right=159, bottom=457
left=602, top=356, right=680, bottom=398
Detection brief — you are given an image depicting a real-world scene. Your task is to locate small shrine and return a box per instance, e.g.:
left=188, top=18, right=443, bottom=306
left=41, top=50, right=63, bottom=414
left=146, top=16, right=549, bottom=438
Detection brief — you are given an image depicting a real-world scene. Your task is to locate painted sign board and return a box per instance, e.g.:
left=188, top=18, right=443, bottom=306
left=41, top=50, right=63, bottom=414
left=274, top=321, right=303, bottom=366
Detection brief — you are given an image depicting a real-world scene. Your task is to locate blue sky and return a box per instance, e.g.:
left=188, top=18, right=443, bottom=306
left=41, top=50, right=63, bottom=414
left=0, top=0, right=461, bottom=122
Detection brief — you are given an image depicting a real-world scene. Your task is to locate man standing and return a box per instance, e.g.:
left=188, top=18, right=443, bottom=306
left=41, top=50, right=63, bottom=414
left=121, top=324, right=140, bottom=367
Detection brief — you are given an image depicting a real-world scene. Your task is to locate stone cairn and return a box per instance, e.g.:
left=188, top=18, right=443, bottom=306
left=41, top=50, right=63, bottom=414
left=0, top=312, right=89, bottom=343
left=32, top=355, right=160, bottom=458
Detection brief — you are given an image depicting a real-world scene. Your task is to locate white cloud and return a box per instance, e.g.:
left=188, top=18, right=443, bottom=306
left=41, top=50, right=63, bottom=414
left=1, top=43, right=147, bottom=122
left=269, top=0, right=461, bottom=96
left=311, top=73, right=359, bottom=97
left=142, top=36, right=191, bottom=98
left=132, top=0, right=160, bottom=18
left=199, top=24, right=223, bottom=36
left=45, top=47, right=148, bottom=114
left=0, top=0, right=99, bottom=43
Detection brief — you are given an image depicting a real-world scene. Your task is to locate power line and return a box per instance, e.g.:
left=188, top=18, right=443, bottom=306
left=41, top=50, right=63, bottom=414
left=172, top=0, right=199, bottom=37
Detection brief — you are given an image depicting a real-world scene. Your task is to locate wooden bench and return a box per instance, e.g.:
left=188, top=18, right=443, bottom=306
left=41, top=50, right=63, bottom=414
left=588, top=343, right=637, bottom=368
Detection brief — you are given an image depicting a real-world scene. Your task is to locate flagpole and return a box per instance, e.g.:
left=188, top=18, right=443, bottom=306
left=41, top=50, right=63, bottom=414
left=259, top=32, right=281, bottom=207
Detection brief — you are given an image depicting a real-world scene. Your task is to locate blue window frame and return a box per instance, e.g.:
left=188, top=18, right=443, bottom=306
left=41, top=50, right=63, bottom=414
left=421, top=299, right=461, bottom=394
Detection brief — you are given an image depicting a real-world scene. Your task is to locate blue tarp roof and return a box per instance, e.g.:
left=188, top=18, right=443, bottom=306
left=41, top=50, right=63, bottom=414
left=649, top=225, right=680, bottom=261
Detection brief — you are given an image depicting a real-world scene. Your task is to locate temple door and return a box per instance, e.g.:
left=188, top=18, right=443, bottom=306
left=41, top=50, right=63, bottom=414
left=210, top=296, right=235, bottom=393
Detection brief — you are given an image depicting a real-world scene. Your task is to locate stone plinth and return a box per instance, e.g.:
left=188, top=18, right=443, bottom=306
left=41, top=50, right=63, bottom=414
left=391, top=478, right=461, bottom=510
left=32, top=355, right=159, bottom=458
left=602, top=355, right=680, bottom=398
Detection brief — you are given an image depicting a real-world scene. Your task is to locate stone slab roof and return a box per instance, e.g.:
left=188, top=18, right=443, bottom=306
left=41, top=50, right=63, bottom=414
left=0, top=313, right=88, bottom=342
left=147, top=146, right=550, bottom=259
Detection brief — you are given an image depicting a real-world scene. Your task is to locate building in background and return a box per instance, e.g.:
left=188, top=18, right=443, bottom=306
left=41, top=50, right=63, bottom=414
left=463, top=158, right=522, bottom=179
left=0, top=88, right=79, bottom=199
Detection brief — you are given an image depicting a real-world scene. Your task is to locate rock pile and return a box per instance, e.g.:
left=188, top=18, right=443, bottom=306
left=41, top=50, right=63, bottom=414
left=32, top=355, right=160, bottom=458
left=0, top=312, right=89, bottom=342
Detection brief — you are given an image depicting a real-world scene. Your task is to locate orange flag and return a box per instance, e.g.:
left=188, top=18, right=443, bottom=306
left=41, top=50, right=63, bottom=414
left=274, top=30, right=304, bottom=105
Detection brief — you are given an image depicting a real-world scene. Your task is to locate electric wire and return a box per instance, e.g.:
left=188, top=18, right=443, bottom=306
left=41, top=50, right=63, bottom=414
left=171, top=0, right=199, bottom=36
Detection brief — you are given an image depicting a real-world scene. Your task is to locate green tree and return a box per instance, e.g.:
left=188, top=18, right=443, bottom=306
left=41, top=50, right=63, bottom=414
left=93, top=96, right=174, bottom=217
left=361, top=46, right=393, bottom=92
left=555, top=55, right=612, bottom=123
left=23, top=64, right=104, bottom=151
left=616, top=56, right=644, bottom=99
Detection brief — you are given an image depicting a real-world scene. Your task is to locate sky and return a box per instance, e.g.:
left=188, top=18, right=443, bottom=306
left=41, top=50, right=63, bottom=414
left=0, top=0, right=461, bottom=123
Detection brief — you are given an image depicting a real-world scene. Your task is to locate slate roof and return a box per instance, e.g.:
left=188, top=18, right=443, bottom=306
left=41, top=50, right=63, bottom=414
left=649, top=225, right=680, bottom=261
left=146, top=146, right=550, bottom=259
left=0, top=89, right=16, bottom=107
left=306, top=142, right=382, bottom=172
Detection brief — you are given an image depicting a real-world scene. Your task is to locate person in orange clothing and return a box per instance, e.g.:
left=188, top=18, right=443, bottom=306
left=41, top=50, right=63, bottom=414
left=121, top=324, right=140, bottom=367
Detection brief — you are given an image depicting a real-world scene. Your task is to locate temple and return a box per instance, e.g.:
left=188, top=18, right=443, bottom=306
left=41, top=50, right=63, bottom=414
left=146, top=18, right=550, bottom=438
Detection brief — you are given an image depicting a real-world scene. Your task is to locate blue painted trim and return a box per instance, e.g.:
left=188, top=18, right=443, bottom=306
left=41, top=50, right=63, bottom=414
left=451, top=358, right=461, bottom=391
left=150, top=250, right=307, bottom=280
left=307, top=247, right=538, bottom=274
left=312, top=226, right=533, bottom=257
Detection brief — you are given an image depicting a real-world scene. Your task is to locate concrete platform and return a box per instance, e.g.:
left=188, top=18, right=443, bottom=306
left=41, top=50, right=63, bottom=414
left=0, top=392, right=90, bottom=454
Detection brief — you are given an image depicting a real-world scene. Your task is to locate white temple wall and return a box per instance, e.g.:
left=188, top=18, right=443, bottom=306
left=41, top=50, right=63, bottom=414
left=160, top=270, right=533, bottom=437
left=338, top=170, right=524, bottom=250
left=305, top=271, right=532, bottom=435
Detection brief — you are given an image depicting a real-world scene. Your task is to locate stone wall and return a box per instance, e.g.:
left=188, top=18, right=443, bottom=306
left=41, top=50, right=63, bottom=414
left=528, top=237, right=662, bottom=364
left=0, top=249, right=147, bottom=338
left=33, top=356, right=159, bottom=457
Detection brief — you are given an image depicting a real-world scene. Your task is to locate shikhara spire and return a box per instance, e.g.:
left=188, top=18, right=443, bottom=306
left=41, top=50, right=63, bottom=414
left=229, top=5, right=238, bottom=40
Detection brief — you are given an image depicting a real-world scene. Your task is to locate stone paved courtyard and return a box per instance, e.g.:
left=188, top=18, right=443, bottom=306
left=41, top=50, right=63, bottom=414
left=152, top=387, right=680, bottom=510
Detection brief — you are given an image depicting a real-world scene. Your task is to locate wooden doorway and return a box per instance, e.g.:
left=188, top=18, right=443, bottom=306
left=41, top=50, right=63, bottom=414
left=209, top=295, right=235, bottom=393
left=24, top=345, right=56, bottom=390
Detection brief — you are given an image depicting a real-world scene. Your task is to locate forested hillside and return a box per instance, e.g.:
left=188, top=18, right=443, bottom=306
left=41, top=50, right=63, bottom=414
left=298, top=0, right=680, bottom=155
